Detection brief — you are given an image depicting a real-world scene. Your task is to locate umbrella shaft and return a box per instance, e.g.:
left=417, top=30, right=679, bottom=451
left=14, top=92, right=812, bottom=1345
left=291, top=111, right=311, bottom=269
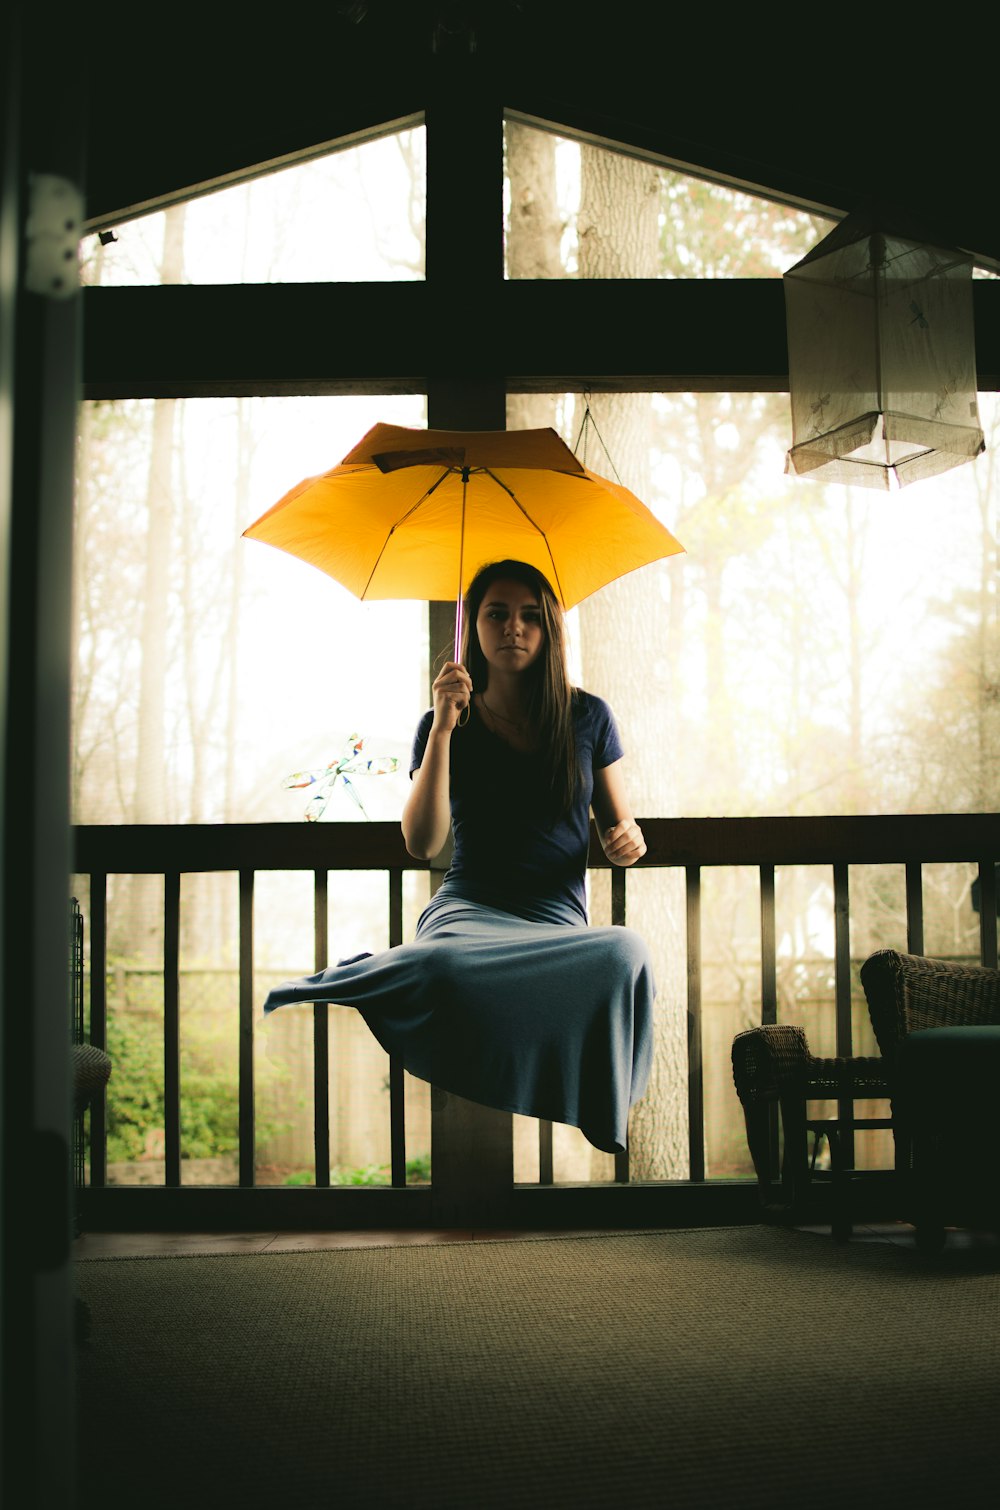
left=454, top=467, right=469, bottom=662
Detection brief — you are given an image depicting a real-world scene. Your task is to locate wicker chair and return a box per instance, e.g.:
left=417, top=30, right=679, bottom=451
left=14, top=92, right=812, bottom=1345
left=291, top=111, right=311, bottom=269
left=70, top=899, right=111, bottom=1228
left=731, top=1023, right=890, bottom=1240
left=859, top=949, right=1000, bottom=1251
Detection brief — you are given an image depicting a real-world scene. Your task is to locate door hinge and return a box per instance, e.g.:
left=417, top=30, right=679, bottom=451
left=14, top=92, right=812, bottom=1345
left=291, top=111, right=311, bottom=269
left=24, top=173, right=82, bottom=300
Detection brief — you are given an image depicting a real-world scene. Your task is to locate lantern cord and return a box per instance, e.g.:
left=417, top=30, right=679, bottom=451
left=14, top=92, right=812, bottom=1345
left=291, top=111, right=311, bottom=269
left=572, top=395, right=626, bottom=488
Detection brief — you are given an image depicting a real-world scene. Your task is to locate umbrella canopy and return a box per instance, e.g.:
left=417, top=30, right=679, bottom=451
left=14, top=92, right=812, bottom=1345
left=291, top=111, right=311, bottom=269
left=243, top=423, right=684, bottom=651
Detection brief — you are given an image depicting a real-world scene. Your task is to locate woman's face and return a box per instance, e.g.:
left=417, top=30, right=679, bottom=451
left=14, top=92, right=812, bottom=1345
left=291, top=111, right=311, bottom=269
left=475, top=577, right=545, bottom=677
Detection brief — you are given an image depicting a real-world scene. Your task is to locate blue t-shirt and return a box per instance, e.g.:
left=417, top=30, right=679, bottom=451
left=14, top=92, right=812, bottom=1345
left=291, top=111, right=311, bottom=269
left=409, top=690, right=624, bottom=923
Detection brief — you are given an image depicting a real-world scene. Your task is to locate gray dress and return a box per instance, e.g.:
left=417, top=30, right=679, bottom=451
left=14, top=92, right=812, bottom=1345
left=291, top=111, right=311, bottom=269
left=263, top=693, right=655, bottom=1153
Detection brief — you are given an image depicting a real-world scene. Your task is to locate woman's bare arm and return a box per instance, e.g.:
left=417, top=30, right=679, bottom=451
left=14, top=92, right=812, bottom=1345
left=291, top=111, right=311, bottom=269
left=402, top=726, right=454, bottom=859
left=401, top=661, right=472, bottom=860
left=591, top=759, right=646, bottom=867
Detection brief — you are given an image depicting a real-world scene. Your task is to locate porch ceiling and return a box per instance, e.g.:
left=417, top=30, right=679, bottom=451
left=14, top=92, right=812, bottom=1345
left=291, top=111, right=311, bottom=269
left=83, top=7, right=1000, bottom=269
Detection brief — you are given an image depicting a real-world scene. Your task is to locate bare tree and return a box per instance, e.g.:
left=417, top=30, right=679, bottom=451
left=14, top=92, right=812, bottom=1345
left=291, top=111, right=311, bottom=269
left=127, top=204, right=186, bottom=953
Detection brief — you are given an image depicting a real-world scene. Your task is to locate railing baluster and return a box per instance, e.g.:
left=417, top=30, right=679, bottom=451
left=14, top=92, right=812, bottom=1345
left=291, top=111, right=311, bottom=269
left=88, top=872, right=108, bottom=1189
left=905, top=861, right=924, bottom=955
left=612, top=867, right=630, bottom=1181
left=389, top=1059, right=406, bottom=1188
left=313, top=869, right=330, bottom=1188
left=686, top=865, right=705, bottom=1183
left=759, top=863, right=777, bottom=1026
left=538, top=1120, right=554, bottom=1185
left=759, top=862, right=780, bottom=1180
left=979, top=859, right=998, bottom=968
left=833, top=863, right=852, bottom=1057
left=388, top=868, right=407, bottom=1188
left=611, top=866, right=626, bottom=928
left=239, top=869, right=255, bottom=1188
left=388, top=867, right=403, bottom=948
left=163, top=871, right=181, bottom=1188
left=833, top=861, right=854, bottom=1170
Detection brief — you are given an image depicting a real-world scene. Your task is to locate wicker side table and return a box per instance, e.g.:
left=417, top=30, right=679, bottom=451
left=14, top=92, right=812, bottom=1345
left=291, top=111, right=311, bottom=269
left=732, top=1024, right=891, bottom=1239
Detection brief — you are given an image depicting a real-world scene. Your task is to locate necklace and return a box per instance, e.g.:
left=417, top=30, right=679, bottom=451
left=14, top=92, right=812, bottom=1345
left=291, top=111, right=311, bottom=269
left=480, top=695, right=527, bottom=730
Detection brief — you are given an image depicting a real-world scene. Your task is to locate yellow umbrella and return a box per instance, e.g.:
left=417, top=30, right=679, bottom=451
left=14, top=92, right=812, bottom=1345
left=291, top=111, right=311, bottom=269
left=243, top=423, right=684, bottom=656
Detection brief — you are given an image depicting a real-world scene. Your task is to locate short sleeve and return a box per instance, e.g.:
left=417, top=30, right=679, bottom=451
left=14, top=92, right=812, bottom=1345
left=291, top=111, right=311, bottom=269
left=589, top=695, right=624, bottom=770
left=409, top=709, right=434, bottom=777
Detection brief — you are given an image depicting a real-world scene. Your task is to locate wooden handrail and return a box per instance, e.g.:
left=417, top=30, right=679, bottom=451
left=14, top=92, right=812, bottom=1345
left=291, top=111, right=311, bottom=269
left=72, top=813, right=1000, bottom=873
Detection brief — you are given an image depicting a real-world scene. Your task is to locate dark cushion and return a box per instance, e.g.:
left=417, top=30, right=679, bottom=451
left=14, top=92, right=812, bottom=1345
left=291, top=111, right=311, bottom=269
left=899, top=1026, right=1000, bottom=1106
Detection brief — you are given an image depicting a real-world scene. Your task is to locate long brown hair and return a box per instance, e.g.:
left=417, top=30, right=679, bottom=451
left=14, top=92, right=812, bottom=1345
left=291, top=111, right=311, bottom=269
left=459, top=559, right=580, bottom=813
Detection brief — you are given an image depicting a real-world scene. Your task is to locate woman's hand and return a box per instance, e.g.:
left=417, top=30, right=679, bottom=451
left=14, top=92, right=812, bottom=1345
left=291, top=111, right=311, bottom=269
left=602, top=818, right=646, bottom=867
left=431, top=661, right=472, bottom=732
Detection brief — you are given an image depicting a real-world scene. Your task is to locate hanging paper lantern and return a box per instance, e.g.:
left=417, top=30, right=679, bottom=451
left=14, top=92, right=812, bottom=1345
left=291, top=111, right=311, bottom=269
left=784, top=208, right=985, bottom=489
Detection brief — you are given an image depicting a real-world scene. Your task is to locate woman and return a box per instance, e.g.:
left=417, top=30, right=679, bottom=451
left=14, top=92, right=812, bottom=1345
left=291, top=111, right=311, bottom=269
left=264, top=560, right=655, bottom=1154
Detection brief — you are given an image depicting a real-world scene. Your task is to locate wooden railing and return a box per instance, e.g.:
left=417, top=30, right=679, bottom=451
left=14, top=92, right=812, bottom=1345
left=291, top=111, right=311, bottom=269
left=73, top=815, right=1000, bottom=1230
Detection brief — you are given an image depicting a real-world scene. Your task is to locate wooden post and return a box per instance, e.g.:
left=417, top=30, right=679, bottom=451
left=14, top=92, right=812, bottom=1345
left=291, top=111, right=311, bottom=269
left=422, top=76, right=512, bottom=1221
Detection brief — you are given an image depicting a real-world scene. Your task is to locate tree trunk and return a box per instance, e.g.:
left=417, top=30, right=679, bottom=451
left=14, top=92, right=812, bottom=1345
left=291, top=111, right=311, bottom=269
left=504, top=122, right=564, bottom=435
left=504, top=120, right=564, bottom=280
left=576, top=143, right=689, bottom=1179
left=127, top=205, right=186, bottom=955
left=71, top=401, right=96, bottom=819
left=973, top=415, right=999, bottom=810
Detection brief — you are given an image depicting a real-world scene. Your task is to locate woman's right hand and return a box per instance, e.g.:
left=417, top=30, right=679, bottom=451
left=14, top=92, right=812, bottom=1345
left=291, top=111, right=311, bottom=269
left=431, top=661, right=472, bottom=731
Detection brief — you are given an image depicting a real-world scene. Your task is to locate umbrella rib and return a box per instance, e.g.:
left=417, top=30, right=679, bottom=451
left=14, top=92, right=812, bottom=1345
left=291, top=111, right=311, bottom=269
left=359, top=466, right=452, bottom=600
left=481, top=467, right=568, bottom=607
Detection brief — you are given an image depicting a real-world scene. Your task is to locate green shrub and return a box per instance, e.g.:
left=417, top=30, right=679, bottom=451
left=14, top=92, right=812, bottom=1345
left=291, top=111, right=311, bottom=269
left=104, top=991, right=290, bottom=1164
left=282, top=1153, right=431, bottom=1187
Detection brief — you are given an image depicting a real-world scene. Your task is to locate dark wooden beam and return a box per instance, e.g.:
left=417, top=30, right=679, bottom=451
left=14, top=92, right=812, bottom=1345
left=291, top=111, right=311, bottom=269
left=81, top=279, right=1000, bottom=398
left=77, top=1178, right=766, bottom=1232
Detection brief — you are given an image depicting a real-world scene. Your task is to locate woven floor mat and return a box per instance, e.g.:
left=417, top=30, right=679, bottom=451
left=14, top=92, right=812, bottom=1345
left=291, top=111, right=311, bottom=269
left=76, top=1223, right=1000, bottom=1509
